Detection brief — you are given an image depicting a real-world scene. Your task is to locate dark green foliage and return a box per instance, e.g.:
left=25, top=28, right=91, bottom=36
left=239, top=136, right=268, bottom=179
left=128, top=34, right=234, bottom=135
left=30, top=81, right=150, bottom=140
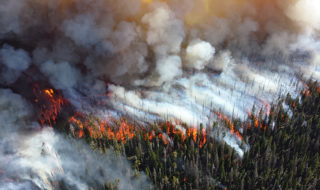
left=62, top=81, right=320, bottom=189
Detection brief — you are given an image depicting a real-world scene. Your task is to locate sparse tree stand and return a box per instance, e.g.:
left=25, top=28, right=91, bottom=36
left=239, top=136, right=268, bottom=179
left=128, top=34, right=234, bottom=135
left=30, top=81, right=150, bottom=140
left=62, top=80, right=320, bottom=190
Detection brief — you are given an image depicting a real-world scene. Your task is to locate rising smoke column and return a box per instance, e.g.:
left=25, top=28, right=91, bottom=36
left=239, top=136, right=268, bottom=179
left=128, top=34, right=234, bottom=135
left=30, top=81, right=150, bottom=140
left=0, top=0, right=320, bottom=188
left=0, top=0, right=317, bottom=120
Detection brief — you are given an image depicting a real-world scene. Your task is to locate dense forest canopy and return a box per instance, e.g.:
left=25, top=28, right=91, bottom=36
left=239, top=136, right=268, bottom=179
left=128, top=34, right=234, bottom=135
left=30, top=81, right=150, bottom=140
left=54, top=80, right=320, bottom=190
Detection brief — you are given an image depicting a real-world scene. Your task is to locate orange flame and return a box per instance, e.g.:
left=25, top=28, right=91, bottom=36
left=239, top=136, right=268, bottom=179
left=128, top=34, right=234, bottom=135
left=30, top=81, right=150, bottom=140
left=215, top=111, right=243, bottom=141
left=262, top=100, right=270, bottom=116
left=254, top=118, right=259, bottom=128
left=78, top=129, right=84, bottom=138
left=303, top=90, right=310, bottom=96
left=68, top=114, right=211, bottom=148
left=33, top=84, right=66, bottom=126
left=302, top=84, right=310, bottom=96
left=246, top=109, right=252, bottom=118
left=230, top=125, right=235, bottom=135
left=235, top=131, right=242, bottom=141
left=199, top=128, right=207, bottom=148
left=44, top=89, right=54, bottom=98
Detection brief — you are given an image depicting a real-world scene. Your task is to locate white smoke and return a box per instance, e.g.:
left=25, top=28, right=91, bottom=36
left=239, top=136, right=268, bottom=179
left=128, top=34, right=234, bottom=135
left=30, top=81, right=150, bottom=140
left=1, top=128, right=152, bottom=190
left=142, top=4, right=185, bottom=56
left=185, top=39, right=215, bottom=70
left=40, top=61, right=81, bottom=91
left=0, top=89, right=34, bottom=132
left=208, top=51, right=232, bottom=72
left=0, top=0, right=319, bottom=180
left=0, top=45, right=31, bottom=84
left=286, top=0, right=320, bottom=31
left=62, top=13, right=112, bottom=48
left=156, top=55, right=182, bottom=84
left=141, top=4, right=185, bottom=85
left=211, top=126, right=250, bottom=158
left=0, top=90, right=151, bottom=190
left=0, top=0, right=26, bottom=35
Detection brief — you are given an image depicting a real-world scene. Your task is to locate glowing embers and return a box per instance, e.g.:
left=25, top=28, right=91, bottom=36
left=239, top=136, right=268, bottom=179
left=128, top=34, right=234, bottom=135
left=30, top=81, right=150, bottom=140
left=33, top=84, right=67, bottom=126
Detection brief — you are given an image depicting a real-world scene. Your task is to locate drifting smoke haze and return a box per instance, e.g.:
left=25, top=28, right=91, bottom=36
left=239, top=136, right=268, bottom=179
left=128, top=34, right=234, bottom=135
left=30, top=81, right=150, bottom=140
left=0, top=0, right=320, bottom=189
left=0, top=89, right=151, bottom=190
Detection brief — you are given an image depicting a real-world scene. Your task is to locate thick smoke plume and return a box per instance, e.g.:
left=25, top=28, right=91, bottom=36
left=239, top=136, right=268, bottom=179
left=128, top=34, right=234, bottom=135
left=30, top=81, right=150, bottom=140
left=0, top=0, right=319, bottom=188
left=0, top=89, right=151, bottom=190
